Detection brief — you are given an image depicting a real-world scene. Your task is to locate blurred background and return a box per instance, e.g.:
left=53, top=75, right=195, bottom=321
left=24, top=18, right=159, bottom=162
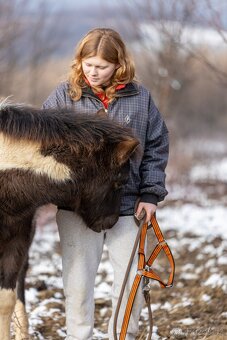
left=1, top=1, right=227, bottom=338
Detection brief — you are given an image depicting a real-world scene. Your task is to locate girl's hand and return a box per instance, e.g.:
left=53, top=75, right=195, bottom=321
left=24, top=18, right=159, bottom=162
left=135, top=202, right=157, bottom=223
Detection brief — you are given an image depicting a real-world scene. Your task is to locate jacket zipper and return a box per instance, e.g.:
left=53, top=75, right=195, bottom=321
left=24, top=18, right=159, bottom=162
left=82, top=90, right=139, bottom=114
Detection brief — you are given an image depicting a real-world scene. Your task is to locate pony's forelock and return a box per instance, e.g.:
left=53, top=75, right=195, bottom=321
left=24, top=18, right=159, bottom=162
left=0, top=96, right=13, bottom=110
left=0, top=96, right=29, bottom=111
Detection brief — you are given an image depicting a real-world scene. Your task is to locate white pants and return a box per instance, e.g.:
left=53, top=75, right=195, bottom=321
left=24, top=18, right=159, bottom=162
left=57, top=211, right=145, bottom=340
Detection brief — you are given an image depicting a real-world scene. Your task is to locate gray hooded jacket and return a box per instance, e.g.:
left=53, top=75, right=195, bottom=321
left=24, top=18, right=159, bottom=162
left=42, top=81, right=169, bottom=215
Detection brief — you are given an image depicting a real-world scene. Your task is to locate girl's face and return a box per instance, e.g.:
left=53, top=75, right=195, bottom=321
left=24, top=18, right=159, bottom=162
left=82, top=56, right=118, bottom=87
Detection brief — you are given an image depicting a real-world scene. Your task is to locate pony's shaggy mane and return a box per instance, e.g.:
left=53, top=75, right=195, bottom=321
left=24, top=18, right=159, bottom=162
left=0, top=105, right=134, bottom=150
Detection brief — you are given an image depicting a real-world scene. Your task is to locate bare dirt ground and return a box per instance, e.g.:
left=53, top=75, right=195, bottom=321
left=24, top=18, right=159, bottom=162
left=23, top=219, right=227, bottom=339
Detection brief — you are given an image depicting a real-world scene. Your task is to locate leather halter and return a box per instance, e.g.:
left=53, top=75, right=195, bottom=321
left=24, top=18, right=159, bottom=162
left=113, top=214, right=175, bottom=340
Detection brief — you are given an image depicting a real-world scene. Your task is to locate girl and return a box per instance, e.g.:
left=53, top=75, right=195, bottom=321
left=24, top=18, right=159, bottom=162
left=42, top=27, right=169, bottom=340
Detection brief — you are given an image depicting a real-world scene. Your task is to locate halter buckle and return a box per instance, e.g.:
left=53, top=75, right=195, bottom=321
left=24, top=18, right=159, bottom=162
left=143, top=277, right=153, bottom=292
left=137, top=269, right=143, bottom=276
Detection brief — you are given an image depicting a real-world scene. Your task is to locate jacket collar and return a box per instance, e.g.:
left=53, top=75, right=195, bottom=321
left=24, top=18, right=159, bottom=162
left=81, top=82, right=139, bottom=99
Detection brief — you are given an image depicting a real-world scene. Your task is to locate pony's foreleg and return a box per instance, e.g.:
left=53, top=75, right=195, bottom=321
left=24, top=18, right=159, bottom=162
left=13, top=257, right=29, bottom=340
left=13, top=300, right=29, bottom=340
left=0, top=288, right=17, bottom=340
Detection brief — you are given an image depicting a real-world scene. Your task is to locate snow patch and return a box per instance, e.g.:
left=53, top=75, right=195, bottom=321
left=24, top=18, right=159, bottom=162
left=178, top=317, right=195, bottom=325
left=190, top=158, right=227, bottom=182
left=204, top=273, right=227, bottom=289
left=201, top=294, right=211, bottom=302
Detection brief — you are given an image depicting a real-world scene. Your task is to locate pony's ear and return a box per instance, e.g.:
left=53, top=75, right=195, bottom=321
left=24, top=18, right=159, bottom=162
left=114, top=138, right=140, bottom=166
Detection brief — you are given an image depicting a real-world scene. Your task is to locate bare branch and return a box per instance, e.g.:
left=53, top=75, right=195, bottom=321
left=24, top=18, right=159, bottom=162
left=205, top=0, right=227, bottom=45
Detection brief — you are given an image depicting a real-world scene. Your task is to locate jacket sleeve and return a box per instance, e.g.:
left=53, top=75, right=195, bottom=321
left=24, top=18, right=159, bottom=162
left=42, top=82, right=69, bottom=109
left=139, top=95, right=169, bottom=204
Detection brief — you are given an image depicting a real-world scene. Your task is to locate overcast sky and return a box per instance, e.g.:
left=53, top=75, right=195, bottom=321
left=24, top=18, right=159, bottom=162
left=45, top=0, right=114, bottom=10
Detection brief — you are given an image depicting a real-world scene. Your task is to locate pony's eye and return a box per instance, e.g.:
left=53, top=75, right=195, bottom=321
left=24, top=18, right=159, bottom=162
left=113, top=182, right=123, bottom=190
left=113, top=172, right=123, bottom=190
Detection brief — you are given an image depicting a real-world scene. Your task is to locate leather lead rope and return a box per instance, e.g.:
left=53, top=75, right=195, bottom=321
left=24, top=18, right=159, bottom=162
left=113, top=216, right=145, bottom=340
left=113, top=215, right=175, bottom=340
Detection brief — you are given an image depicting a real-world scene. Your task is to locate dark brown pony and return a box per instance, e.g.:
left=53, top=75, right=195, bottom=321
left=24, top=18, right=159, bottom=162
left=0, top=104, right=139, bottom=339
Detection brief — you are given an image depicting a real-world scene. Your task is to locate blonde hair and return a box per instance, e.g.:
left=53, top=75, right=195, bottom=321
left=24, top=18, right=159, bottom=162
left=68, top=28, right=135, bottom=102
